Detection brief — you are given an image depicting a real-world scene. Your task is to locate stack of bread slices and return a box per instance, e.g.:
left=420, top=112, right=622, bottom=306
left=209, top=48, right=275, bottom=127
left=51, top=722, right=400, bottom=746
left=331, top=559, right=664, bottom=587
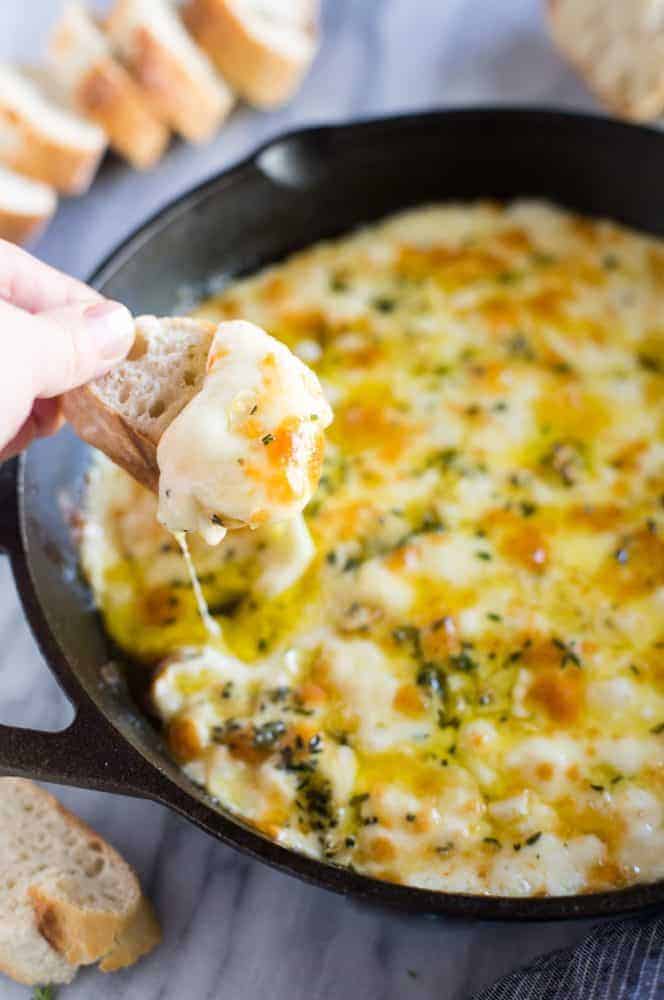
left=1, top=0, right=320, bottom=246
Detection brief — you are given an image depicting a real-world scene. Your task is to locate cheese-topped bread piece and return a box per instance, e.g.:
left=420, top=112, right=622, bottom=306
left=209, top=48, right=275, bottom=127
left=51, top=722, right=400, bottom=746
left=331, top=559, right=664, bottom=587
left=63, top=316, right=332, bottom=544
left=157, top=319, right=332, bottom=543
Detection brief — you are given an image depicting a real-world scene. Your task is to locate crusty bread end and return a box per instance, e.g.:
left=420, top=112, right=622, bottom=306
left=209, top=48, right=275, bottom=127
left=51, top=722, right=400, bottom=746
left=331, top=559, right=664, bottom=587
left=0, top=63, right=106, bottom=195
left=547, top=0, right=664, bottom=121
left=106, top=0, right=235, bottom=143
left=183, top=0, right=319, bottom=108
left=99, top=896, right=161, bottom=973
left=0, top=778, right=160, bottom=987
left=63, top=316, right=217, bottom=493
left=0, top=165, right=57, bottom=247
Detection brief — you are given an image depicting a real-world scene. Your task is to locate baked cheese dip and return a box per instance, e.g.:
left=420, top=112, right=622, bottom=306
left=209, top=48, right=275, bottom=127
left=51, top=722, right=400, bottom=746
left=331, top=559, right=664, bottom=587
left=82, top=201, right=664, bottom=897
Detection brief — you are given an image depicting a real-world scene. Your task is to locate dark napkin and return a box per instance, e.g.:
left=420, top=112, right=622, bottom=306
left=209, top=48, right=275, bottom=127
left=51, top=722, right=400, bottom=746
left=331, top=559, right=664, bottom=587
left=473, top=914, right=664, bottom=1000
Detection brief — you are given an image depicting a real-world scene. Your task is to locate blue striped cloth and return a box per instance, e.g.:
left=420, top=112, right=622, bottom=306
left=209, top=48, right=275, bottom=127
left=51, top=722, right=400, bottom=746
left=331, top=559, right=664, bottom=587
left=474, top=915, right=664, bottom=999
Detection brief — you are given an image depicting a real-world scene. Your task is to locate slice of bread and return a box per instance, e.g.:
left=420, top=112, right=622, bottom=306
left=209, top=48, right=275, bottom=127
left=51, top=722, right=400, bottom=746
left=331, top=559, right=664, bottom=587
left=106, top=0, right=235, bottom=143
left=0, top=778, right=160, bottom=987
left=0, top=165, right=57, bottom=246
left=182, top=0, right=319, bottom=108
left=0, top=63, right=106, bottom=195
left=548, top=0, right=664, bottom=121
left=48, top=2, right=170, bottom=170
left=63, top=316, right=217, bottom=493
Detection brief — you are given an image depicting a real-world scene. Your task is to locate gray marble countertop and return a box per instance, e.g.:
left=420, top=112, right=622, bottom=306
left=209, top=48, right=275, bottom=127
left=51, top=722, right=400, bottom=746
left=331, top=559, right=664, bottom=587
left=2, top=2, right=602, bottom=997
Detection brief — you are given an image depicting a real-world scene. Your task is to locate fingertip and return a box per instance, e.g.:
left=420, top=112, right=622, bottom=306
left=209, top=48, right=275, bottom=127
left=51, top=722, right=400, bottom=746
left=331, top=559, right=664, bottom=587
left=84, top=301, right=135, bottom=372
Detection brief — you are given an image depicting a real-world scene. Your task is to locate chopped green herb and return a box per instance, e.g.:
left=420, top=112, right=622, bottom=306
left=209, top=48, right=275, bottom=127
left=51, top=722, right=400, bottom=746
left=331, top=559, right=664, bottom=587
left=253, top=720, right=287, bottom=749
left=590, top=783, right=605, bottom=792
left=552, top=637, right=582, bottom=668
left=483, top=837, right=501, bottom=848
left=449, top=651, right=479, bottom=672
left=373, top=296, right=397, bottom=313
left=507, top=331, right=534, bottom=360
left=638, top=353, right=662, bottom=374
left=416, top=665, right=445, bottom=696
left=650, top=722, right=664, bottom=735
left=330, top=273, right=349, bottom=292
left=525, top=831, right=542, bottom=846
left=262, top=433, right=275, bottom=446
left=475, top=550, right=492, bottom=561
left=487, top=612, right=503, bottom=622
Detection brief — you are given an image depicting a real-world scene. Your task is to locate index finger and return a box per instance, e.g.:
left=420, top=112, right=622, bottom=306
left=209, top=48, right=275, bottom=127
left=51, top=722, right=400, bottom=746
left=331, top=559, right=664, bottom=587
left=0, top=239, right=101, bottom=315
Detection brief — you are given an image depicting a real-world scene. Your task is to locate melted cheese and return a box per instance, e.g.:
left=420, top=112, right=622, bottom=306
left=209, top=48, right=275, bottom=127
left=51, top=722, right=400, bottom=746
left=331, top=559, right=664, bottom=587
left=157, top=320, right=333, bottom=544
left=82, top=201, right=664, bottom=897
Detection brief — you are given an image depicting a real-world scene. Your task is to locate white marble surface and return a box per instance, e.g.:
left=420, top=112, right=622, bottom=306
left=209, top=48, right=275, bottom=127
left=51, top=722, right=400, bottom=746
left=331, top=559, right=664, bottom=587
left=1, top=2, right=603, bottom=997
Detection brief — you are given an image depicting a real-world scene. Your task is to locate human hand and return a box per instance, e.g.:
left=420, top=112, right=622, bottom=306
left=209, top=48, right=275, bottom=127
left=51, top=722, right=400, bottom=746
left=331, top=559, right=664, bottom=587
left=0, top=240, right=134, bottom=461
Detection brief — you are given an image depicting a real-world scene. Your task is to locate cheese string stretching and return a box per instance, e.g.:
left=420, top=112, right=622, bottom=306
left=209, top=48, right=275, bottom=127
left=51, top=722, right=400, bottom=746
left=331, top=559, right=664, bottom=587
left=0, top=240, right=134, bottom=461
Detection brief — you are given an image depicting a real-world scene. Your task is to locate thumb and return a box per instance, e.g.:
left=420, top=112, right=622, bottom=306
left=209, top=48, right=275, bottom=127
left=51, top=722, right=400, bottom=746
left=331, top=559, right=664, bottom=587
left=29, top=300, right=135, bottom=398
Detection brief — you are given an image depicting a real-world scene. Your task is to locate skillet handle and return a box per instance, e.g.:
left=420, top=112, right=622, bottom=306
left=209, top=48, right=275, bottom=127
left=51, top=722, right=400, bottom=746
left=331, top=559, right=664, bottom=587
left=0, top=457, right=20, bottom=556
left=0, top=699, right=172, bottom=799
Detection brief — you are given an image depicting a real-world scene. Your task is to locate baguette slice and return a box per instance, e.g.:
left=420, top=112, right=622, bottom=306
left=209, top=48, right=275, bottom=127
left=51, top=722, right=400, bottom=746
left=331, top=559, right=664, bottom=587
left=63, top=316, right=217, bottom=493
left=48, top=2, right=170, bottom=170
left=0, top=63, right=106, bottom=195
left=106, top=0, right=235, bottom=142
left=0, top=165, right=57, bottom=246
left=548, top=0, right=664, bottom=121
left=183, top=0, right=319, bottom=108
left=0, top=778, right=160, bottom=987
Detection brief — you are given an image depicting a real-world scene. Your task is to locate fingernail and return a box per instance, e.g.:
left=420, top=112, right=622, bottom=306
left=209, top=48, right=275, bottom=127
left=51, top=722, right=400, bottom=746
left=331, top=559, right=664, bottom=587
left=85, top=301, right=134, bottom=362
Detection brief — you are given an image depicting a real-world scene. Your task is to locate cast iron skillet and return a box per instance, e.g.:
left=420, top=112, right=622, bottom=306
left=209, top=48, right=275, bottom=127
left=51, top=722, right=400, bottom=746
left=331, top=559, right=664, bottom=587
left=1, top=109, right=663, bottom=920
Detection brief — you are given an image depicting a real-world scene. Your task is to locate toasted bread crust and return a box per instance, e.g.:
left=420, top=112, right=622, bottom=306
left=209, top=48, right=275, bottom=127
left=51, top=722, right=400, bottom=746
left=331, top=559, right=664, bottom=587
left=63, top=384, right=160, bottom=492
left=547, top=0, right=664, bottom=121
left=183, top=0, right=318, bottom=108
left=0, top=207, right=55, bottom=247
left=74, top=59, right=169, bottom=169
left=105, top=0, right=233, bottom=143
left=0, top=107, right=103, bottom=195
left=99, top=897, right=162, bottom=973
left=29, top=885, right=134, bottom=967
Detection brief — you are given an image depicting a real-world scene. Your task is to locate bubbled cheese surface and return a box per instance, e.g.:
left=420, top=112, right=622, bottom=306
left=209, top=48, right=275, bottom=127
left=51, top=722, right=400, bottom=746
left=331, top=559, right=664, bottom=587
left=82, top=201, right=664, bottom=896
